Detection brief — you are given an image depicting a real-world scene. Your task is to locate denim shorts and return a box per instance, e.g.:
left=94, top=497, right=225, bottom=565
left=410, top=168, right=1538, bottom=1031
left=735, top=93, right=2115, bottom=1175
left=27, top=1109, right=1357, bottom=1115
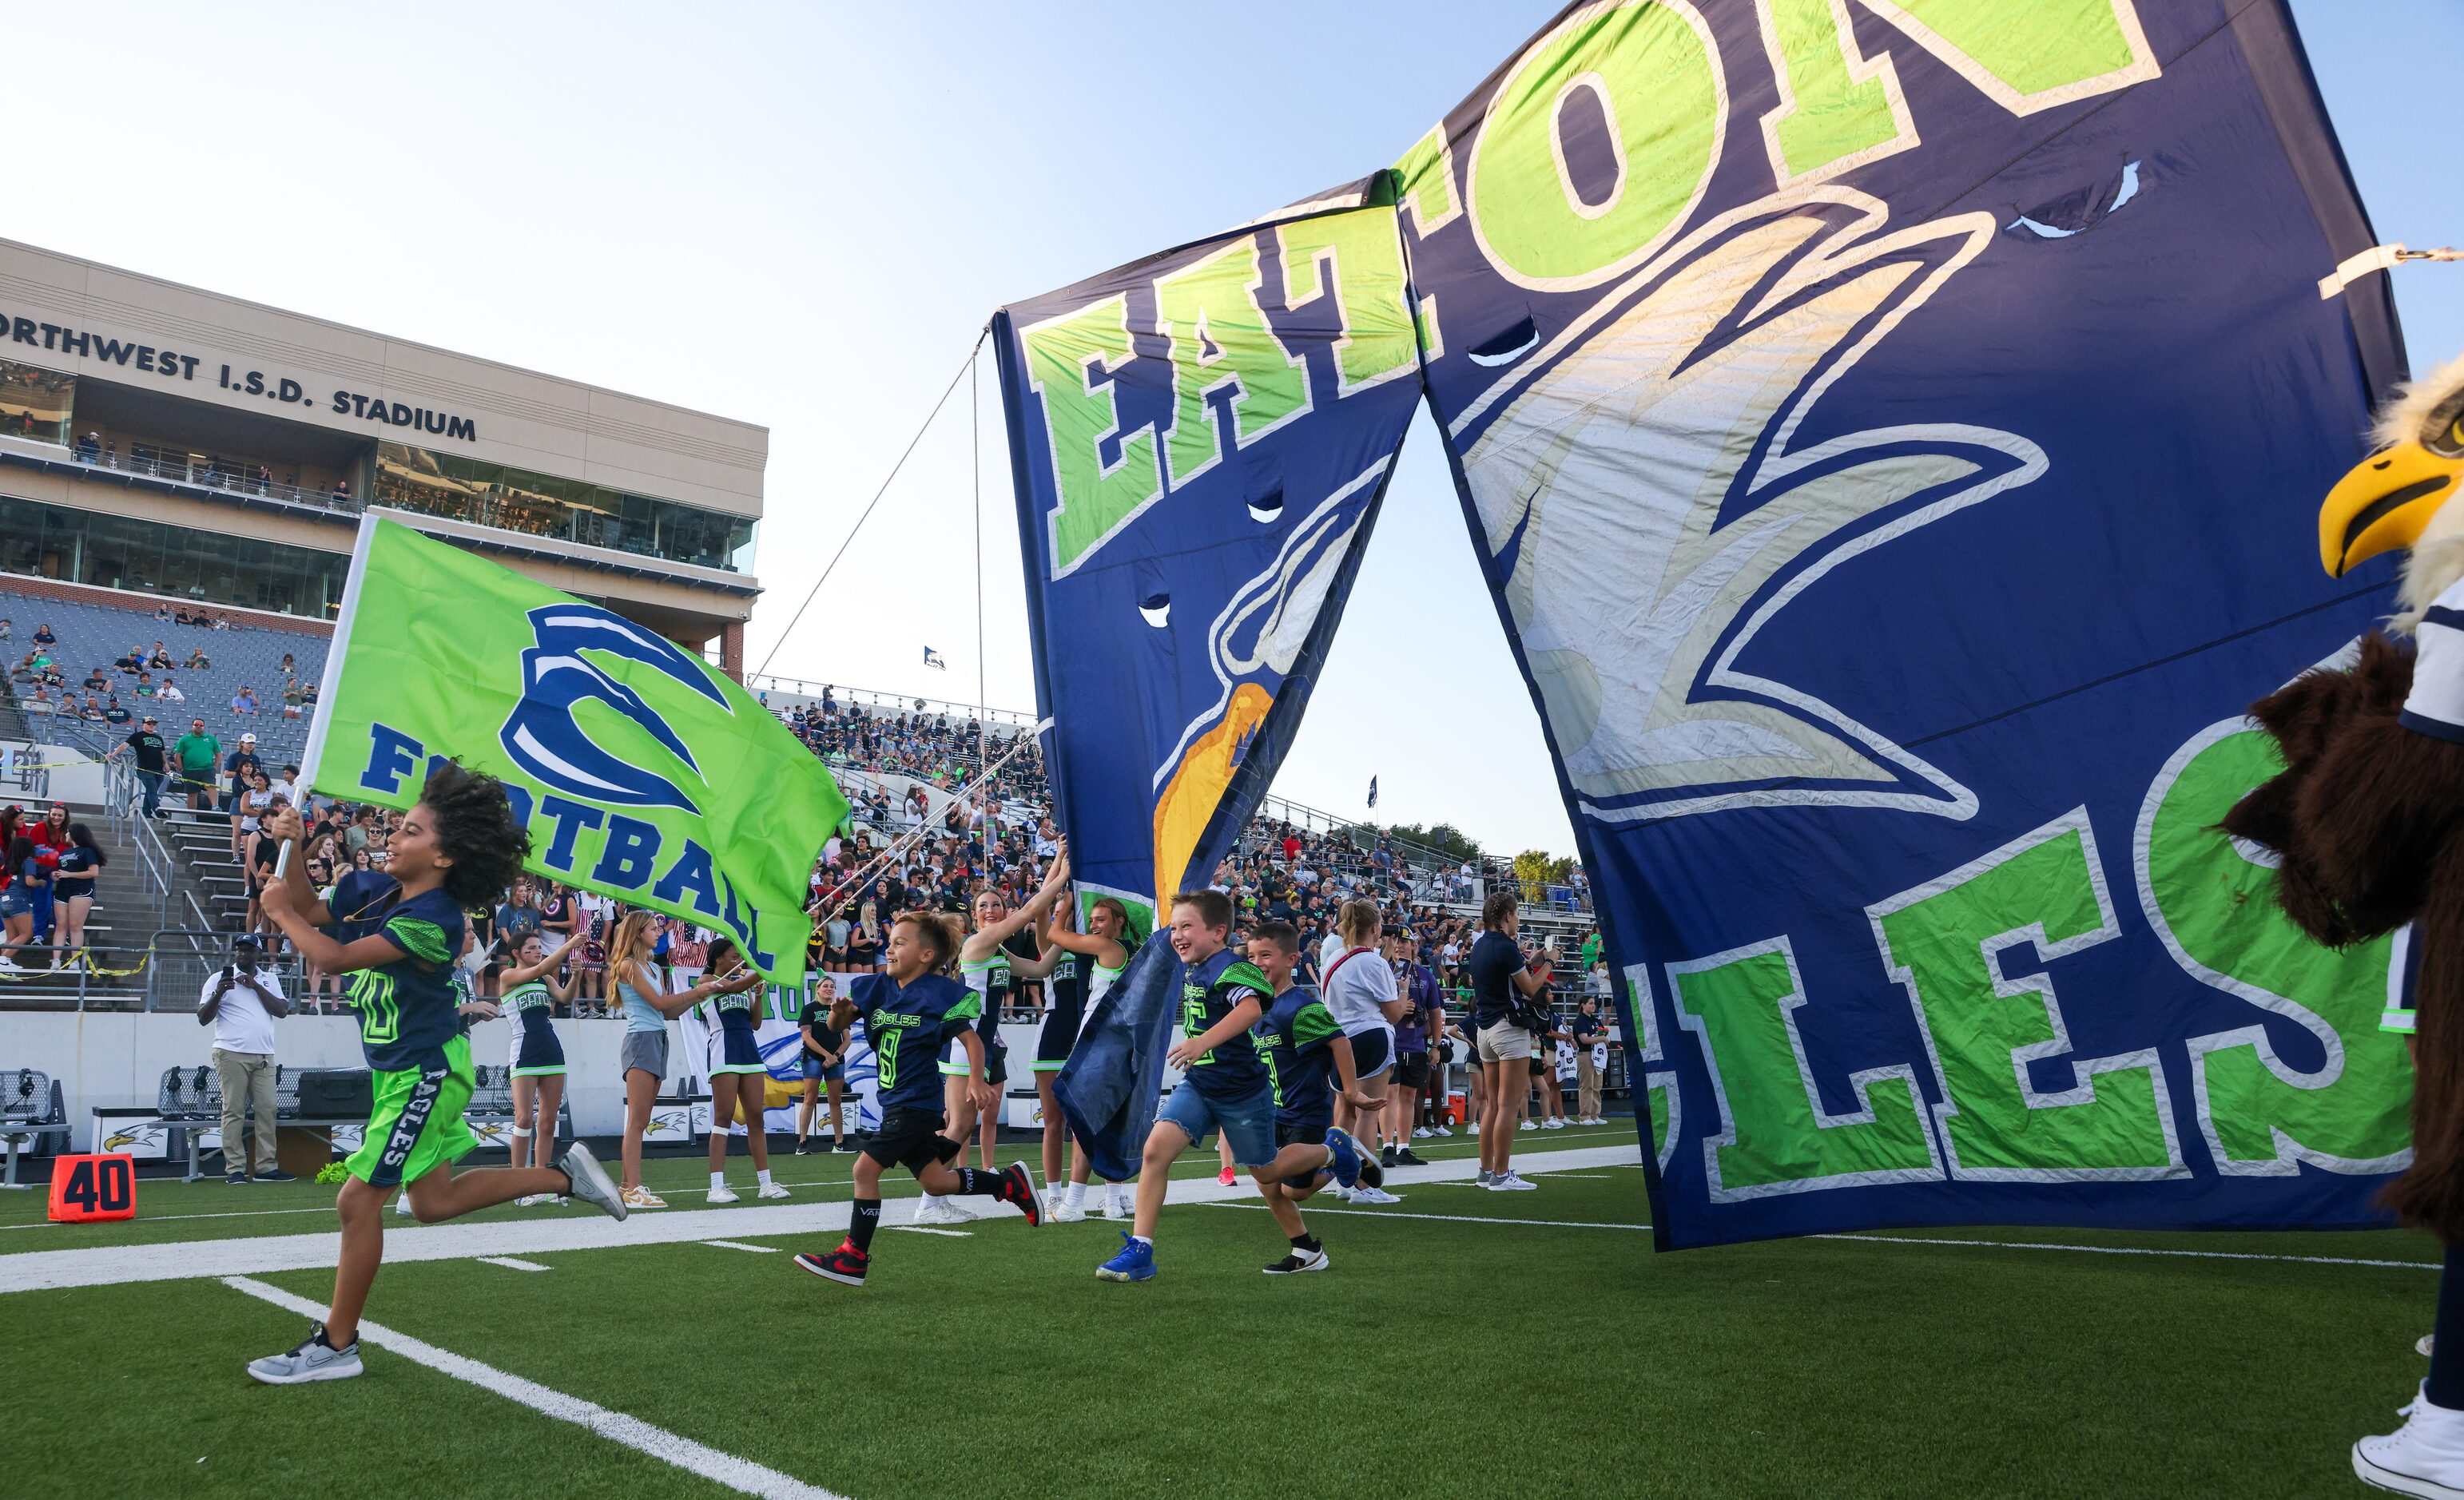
left=800, top=1054, right=844, bottom=1083
left=1156, top=1077, right=1278, bottom=1168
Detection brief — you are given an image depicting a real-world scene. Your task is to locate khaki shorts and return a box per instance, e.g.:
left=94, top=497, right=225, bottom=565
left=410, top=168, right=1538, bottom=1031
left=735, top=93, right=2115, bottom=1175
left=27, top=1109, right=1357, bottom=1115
left=1477, top=1021, right=1532, bottom=1063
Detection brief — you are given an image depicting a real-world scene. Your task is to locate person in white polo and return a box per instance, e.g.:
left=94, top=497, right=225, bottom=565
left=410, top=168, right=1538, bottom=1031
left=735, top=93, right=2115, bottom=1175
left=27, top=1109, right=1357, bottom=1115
left=199, top=933, right=294, bottom=1183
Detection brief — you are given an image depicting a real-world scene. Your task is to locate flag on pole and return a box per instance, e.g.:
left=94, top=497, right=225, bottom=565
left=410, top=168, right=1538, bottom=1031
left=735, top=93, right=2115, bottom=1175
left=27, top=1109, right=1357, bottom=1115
left=300, top=512, right=847, bottom=985
left=923, top=646, right=947, bottom=671
left=1367, top=776, right=1377, bottom=810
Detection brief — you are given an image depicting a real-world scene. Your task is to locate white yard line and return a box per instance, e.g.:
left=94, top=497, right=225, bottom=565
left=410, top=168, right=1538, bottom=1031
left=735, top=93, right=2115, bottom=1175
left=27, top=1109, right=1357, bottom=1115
left=223, top=1276, right=842, bottom=1500
left=886, top=1227, right=972, bottom=1237
left=0, top=1145, right=1643, bottom=1292
left=1204, top=1203, right=1651, bottom=1232
left=700, top=1240, right=781, bottom=1253
left=475, top=1256, right=552, bottom=1272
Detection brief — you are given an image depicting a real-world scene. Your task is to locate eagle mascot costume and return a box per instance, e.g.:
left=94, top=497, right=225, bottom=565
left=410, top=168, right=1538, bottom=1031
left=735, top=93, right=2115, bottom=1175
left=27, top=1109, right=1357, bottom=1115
left=2223, top=354, right=2464, bottom=1497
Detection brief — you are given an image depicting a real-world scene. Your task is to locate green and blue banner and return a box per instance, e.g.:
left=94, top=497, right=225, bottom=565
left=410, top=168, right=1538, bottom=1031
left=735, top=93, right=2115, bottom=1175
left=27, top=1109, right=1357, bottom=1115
left=302, top=512, right=845, bottom=986
left=999, top=1, right=2418, bottom=1243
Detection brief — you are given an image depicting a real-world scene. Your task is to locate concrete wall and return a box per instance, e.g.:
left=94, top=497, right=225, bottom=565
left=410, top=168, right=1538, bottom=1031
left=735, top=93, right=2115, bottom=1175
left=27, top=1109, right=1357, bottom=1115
left=0, top=237, right=767, bottom=518
left=2, top=1010, right=1053, bottom=1149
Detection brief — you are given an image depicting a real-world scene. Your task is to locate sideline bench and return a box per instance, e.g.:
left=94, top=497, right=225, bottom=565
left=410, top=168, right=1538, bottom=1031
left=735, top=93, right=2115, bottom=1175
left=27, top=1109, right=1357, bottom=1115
left=1, top=1068, right=70, bottom=1189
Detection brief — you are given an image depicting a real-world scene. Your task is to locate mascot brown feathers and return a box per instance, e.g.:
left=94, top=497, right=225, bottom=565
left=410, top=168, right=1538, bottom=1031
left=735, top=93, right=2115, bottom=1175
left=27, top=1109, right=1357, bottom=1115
left=2225, top=353, right=2464, bottom=1237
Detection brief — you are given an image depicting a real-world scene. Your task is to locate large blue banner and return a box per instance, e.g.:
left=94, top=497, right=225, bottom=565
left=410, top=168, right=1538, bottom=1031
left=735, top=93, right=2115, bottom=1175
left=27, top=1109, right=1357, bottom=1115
left=993, top=181, right=1424, bottom=1177
left=999, top=0, right=2418, bottom=1244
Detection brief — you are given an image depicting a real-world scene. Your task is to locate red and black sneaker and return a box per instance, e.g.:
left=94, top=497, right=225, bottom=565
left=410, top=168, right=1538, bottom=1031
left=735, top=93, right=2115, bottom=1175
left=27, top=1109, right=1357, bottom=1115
left=794, top=1240, right=868, bottom=1287
left=1001, top=1162, right=1043, bottom=1227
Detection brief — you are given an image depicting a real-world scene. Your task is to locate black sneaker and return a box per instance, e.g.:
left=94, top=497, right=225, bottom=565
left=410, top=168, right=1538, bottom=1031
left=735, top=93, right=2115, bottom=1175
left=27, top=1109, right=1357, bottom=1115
left=1393, top=1148, right=1429, bottom=1168
left=795, top=1240, right=868, bottom=1287
left=252, top=1169, right=297, bottom=1183
left=225, top=1170, right=248, bottom=1185
left=1379, top=1145, right=1397, bottom=1169
left=1263, top=1244, right=1330, bottom=1275
left=1356, top=1150, right=1385, bottom=1190
left=833, top=1141, right=856, bottom=1153
left=793, top=1141, right=809, bottom=1155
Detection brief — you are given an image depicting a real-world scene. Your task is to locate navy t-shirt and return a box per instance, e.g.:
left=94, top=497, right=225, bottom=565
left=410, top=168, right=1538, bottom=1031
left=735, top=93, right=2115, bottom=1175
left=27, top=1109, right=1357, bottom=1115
left=1176, top=946, right=1273, bottom=1101
left=329, top=879, right=468, bottom=1073
left=854, top=971, right=980, bottom=1115
left=1259, top=985, right=1341, bottom=1126
left=1468, top=930, right=1526, bottom=1028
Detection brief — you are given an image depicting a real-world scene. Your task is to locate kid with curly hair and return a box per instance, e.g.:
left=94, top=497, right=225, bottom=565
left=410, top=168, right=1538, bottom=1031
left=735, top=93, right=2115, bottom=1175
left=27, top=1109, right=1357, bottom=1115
left=244, top=761, right=629, bottom=1384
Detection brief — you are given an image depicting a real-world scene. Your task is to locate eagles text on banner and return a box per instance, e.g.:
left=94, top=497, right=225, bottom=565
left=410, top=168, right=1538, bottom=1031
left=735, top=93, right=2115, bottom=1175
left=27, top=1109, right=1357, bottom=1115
left=996, top=1, right=2413, bottom=1244
left=301, top=512, right=848, bottom=987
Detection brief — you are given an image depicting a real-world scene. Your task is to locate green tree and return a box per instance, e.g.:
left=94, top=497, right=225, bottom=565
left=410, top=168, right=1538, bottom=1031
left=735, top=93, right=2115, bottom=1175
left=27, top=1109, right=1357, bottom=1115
left=1512, top=849, right=1574, bottom=902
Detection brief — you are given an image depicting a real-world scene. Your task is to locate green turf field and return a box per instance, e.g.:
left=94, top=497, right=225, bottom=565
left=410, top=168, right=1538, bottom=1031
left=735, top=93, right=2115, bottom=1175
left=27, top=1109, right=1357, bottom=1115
left=0, top=1125, right=2435, bottom=1498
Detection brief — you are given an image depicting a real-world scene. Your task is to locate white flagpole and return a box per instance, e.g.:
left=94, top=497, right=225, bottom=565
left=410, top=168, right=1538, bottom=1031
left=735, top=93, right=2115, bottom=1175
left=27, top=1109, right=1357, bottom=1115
left=277, top=509, right=383, bottom=881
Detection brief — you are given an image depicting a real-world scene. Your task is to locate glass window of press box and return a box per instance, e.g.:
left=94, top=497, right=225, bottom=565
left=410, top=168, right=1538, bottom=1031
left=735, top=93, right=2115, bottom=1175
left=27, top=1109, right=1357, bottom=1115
left=372, top=443, right=756, bottom=573
left=0, top=495, right=350, bottom=617
left=0, top=360, right=75, bottom=446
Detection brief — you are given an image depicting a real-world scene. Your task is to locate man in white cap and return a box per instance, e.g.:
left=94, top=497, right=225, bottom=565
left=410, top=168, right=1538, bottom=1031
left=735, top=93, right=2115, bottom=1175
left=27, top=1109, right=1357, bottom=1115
left=224, top=732, right=260, bottom=815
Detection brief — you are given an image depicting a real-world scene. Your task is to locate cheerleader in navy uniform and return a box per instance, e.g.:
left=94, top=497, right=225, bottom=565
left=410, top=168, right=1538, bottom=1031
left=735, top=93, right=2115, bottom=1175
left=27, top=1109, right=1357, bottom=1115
left=499, top=931, right=582, bottom=1204
left=703, top=937, right=788, bottom=1204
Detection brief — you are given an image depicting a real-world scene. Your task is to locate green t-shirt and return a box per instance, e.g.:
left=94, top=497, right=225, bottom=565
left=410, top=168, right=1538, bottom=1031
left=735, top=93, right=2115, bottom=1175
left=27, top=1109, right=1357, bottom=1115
left=1580, top=932, right=1602, bottom=969
left=173, top=732, right=221, bottom=773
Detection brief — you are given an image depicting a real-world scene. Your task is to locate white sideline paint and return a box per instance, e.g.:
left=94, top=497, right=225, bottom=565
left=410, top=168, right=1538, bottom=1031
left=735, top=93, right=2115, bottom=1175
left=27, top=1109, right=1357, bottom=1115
left=887, top=1226, right=972, bottom=1237
left=700, top=1240, right=781, bottom=1253
left=475, top=1256, right=551, bottom=1272
left=1206, top=1203, right=1651, bottom=1232
left=222, top=1276, right=842, bottom=1500
left=0, top=1144, right=1643, bottom=1293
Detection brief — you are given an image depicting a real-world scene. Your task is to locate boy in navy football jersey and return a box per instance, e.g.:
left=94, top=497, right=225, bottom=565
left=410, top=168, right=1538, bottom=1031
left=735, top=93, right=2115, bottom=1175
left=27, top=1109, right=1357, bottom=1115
left=795, top=911, right=1041, bottom=1288
left=244, top=766, right=629, bottom=1385
left=1096, top=891, right=1373, bottom=1283
left=1247, top=920, right=1381, bottom=1273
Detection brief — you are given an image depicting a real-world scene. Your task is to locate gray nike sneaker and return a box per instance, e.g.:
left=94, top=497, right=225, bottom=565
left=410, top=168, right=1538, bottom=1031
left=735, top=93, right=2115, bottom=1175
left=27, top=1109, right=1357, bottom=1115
left=247, top=1323, right=362, bottom=1384
left=554, top=1141, right=626, bottom=1221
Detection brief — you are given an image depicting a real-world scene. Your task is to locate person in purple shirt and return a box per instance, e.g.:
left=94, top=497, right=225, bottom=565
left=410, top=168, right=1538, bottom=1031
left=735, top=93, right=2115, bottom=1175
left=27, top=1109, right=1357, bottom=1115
left=1382, top=926, right=1437, bottom=1169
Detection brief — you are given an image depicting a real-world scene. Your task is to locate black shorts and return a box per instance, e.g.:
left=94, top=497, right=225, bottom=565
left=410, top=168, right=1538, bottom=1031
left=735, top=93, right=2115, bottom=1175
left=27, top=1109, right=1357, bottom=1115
left=1394, top=1051, right=1431, bottom=1090
left=1276, top=1115, right=1330, bottom=1149
left=984, top=1042, right=1008, bottom=1087
left=1349, top=1027, right=1393, bottom=1080
left=1528, top=1053, right=1549, bottom=1076
left=863, top=1107, right=962, bottom=1174
left=1036, top=1003, right=1083, bottom=1071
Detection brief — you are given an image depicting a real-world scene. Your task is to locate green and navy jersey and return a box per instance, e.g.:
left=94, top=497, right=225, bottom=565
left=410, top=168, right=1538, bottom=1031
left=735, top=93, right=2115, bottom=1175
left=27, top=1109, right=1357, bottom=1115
left=332, top=882, right=468, bottom=1073
left=1259, top=984, right=1341, bottom=1125
left=1176, top=946, right=1274, bottom=1101
left=855, top=972, right=980, bottom=1113
left=504, top=978, right=552, bottom=1014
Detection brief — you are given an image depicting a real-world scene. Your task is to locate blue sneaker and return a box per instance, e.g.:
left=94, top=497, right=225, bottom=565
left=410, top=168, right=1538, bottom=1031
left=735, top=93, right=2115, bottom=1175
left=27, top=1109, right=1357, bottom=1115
left=1095, top=1232, right=1155, bottom=1283
left=1324, top=1127, right=1362, bottom=1188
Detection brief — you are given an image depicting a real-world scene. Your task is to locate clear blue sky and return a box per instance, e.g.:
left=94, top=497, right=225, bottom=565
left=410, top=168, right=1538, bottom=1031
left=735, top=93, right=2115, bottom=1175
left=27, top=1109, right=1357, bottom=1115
left=8, top=2, right=2458, bottom=857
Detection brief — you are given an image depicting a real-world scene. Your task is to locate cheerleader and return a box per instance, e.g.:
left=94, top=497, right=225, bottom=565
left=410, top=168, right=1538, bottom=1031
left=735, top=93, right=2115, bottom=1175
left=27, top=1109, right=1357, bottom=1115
left=913, top=884, right=1055, bottom=1225
left=1031, top=851, right=1134, bottom=1220
left=500, top=931, right=582, bottom=1205
left=703, top=936, right=789, bottom=1204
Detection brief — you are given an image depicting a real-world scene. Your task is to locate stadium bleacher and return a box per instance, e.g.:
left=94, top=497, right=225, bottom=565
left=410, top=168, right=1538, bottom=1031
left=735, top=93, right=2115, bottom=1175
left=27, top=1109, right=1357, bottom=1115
left=0, top=588, right=326, bottom=771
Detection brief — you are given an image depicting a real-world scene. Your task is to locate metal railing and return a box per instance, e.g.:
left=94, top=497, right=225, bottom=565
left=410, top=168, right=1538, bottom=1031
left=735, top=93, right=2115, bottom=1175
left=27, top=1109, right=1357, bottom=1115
left=748, top=676, right=1041, bottom=728
left=0, top=433, right=368, bottom=517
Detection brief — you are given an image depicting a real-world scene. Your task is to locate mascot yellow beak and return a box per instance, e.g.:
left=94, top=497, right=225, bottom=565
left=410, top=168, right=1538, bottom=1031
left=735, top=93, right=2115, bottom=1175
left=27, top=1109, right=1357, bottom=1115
left=2321, top=439, right=2464, bottom=576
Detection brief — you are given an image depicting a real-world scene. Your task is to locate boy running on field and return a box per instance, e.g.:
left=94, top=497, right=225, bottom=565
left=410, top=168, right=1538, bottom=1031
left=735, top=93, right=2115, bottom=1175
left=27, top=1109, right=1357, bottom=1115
left=795, top=911, right=1041, bottom=1288
left=244, top=768, right=627, bottom=1384
left=1248, top=920, right=1382, bottom=1274
left=1095, top=891, right=1374, bottom=1283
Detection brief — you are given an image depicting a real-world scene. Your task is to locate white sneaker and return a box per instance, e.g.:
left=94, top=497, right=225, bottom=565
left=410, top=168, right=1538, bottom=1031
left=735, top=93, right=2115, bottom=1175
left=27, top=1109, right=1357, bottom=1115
left=1519, top=1120, right=1537, bottom=1132
left=2356, top=1383, right=2464, bottom=1498
left=515, top=1192, right=549, bottom=1207
left=2426, top=1336, right=2439, bottom=1359
left=1544, top=1117, right=1566, bottom=1130
left=1101, top=1192, right=1129, bottom=1220
left=1351, top=1185, right=1401, bottom=1205
left=1329, top=1185, right=1354, bottom=1203
left=912, top=1199, right=976, bottom=1226
left=1412, top=1128, right=1431, bottom=1139
left=1489, top=1171, right=1539, bottom=1191
left=1433, top=1125, right=1453, bottom=1137
left=707, top=1184, right=740, bottom=1204
left=247, top=1323, right=363, bottom=1384
left=757, top=1181, right=790, bottom=1200
left=393, top=1192, right=415, bottom=1217
left=1051, top=1199, right=1088, bottom=1223
left=1468, top=1122, right=1480, bottom=1136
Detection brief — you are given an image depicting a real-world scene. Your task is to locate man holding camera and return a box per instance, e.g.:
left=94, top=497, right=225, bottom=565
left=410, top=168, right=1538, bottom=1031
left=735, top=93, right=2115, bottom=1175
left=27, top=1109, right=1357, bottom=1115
left=200, top=934, right=294, bottom=1183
